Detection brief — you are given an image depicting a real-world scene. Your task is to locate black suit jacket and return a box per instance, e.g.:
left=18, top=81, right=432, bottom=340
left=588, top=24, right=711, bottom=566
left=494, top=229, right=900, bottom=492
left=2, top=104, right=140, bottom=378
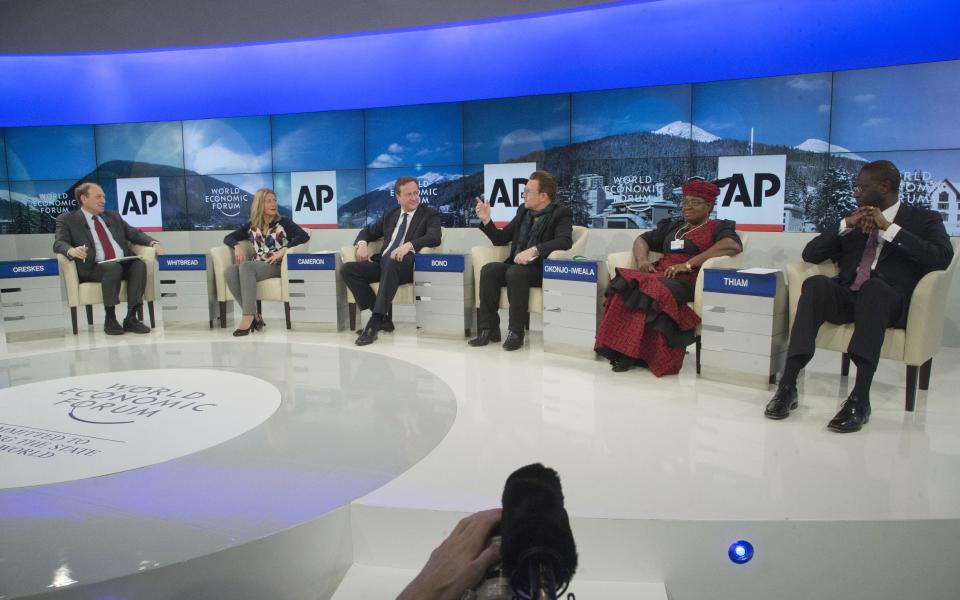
left=802, top=203, right=953, bottom=310
left=53, top=209, right=157, bottom=268
left=354, top=205, right=442, bottom=254
left=480, top=204, right=574, bottom=264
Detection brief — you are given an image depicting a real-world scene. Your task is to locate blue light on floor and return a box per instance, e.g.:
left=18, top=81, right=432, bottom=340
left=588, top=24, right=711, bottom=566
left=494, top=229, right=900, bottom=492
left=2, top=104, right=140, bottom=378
left=728, top=540, right=754, bottom=564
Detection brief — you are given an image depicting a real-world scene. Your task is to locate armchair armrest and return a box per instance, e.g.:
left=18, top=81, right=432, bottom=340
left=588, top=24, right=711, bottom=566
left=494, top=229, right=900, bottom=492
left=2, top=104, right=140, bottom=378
left=471, top=245, right=510, bottom=268
left=129, top=244, right=157, bottom=302
left=209, top=246, right=234, bottom=302
left=548, top=226, right=588, bottom=260
left=56, top=254, right=80, bottom=308
left=903, top=268, right=952, bottom=365
left=605, top=251, right=636, bottom=279
left=341, top=239, right=384, bottom=263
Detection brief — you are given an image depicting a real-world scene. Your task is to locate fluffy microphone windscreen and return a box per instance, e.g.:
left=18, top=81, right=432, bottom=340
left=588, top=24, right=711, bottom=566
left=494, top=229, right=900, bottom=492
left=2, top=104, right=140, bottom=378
left=500, top=463, right=578, bottom=584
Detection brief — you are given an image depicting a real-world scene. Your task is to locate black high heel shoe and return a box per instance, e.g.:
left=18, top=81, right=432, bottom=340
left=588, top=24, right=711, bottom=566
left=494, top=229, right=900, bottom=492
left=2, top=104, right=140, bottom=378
left=233, top=316, right=258, bottom=337
left=253, top=315, right=266, bottom=331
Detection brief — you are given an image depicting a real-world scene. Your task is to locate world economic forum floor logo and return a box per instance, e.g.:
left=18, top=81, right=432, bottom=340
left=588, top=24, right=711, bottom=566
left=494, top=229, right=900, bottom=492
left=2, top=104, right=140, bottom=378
left=0, top=369, right=281, bottom=489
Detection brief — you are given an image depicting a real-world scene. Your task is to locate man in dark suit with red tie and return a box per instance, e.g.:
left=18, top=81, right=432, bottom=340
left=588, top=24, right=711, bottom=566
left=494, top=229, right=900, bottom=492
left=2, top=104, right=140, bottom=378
left=342, top=176, right=442, bottom=346
left=53, top=182, right=164, bottom=335
left=765, top=160, right=954, bottom=432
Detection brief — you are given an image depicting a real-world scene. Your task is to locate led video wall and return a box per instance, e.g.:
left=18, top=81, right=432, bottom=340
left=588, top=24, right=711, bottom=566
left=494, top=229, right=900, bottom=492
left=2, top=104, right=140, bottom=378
left=1, top=59, right=958, bottom=235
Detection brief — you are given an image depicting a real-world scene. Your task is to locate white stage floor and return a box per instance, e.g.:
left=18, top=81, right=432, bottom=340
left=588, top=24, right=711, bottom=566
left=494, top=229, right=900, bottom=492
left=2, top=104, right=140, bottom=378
left=2, top=321, right=959, bottom=599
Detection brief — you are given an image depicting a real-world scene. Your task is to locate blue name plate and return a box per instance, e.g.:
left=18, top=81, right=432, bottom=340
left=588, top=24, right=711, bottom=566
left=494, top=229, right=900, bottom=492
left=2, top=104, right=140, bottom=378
left=158, top=254, right=207, bottom=271
left=0, top=259, right=59, bottom=278
left=288, top=254, right=336, bottom=270
left=542, top=259, right=599, bottom=283
left=703, top=269, right=778, bottom=298
left=415, top=254, right=465, bottom=273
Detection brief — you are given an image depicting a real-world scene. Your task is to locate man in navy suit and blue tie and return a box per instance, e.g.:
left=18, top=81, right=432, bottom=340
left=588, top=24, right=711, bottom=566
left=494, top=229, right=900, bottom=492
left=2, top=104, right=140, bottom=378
left=765, top=160, right=953, bottom=432
left=342, top=176, right=442, bottom=346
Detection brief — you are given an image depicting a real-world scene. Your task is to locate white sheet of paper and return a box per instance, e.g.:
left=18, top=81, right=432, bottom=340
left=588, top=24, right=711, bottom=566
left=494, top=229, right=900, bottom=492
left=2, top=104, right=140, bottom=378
left=737, top=267, right=781, bottom=274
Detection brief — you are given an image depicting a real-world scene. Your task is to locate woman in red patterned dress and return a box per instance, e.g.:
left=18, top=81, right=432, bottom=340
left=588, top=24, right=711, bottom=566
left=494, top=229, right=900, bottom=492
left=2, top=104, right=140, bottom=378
left=595, top=178, right=742, bottom=376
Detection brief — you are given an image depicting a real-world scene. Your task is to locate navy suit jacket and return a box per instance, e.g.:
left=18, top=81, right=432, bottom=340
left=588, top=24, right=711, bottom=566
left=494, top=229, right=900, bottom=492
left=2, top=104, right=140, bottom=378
left=801, top=203, right=953, bottom=314
left=354, top=205, right=442, bottom=254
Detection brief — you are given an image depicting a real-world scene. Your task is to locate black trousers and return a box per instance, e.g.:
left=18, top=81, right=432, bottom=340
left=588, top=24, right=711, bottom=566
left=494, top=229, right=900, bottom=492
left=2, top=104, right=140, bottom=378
left=341, top=254, right=415, bottom=315
left=787, top=275, right=905, bottom=370
left=477, top=261, right=542, bottom=333
left=77, top=258, right=146, bottom=310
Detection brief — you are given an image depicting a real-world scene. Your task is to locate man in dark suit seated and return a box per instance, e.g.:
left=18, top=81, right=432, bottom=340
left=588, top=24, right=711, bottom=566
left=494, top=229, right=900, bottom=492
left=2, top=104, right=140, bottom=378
left=766, top=160, right=954, bottom=432
left=470, top=170, right=573, bottom=351
left=343, top=176, right=442, bottom=346
left=53, top=183, right=164, bottom=335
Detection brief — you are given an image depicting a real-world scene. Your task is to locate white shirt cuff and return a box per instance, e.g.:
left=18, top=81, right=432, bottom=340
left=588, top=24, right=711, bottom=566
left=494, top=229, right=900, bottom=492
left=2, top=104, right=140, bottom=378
left=882, top=223, right=901, bottom=243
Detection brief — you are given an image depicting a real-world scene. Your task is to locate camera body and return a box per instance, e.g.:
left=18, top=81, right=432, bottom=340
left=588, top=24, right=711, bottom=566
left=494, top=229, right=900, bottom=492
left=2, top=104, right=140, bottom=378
left=462, top=536, right=513, bottom=600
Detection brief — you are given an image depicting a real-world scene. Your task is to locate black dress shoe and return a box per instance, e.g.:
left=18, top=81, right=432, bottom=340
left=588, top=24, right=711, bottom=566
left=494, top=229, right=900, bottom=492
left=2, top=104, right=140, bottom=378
left=355, top=317, right=393, bottom=335
left=123, top=317, right=151, bottom=334
left=104, top=318, right=125, bottom=335
left=764, top=385, right=798, bottom=420
left=468, top=329, right=501, bottom=347
left=611, top=355, right=635, bottom=372
left=252, top=315, right=266, bottom=331
left=827, top=395, right=871, bottom=433
left=355, top=324, right=378, bottom=346
left=502, top=330, right=524, bottom=351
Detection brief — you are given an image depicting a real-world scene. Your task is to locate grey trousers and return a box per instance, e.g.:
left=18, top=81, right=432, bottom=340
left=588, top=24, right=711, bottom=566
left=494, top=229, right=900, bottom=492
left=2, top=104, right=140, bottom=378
left=224, top=260, right=281, bottom=315
left=77, top=258, right=146, bottom=310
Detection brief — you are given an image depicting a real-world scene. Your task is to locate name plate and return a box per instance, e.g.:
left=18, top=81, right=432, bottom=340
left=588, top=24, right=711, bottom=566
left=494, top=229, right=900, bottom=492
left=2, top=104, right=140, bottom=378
left=288, top=253, right=337, bottom=270
left=415, top=254, right=465, bottom=273
left=703, top=268, right=779, bottom=298
left=0, top=259, right=59, bottom=278
left=542, top=259, right=599, bottom=283
left=159, top=255, right=207, bottom=271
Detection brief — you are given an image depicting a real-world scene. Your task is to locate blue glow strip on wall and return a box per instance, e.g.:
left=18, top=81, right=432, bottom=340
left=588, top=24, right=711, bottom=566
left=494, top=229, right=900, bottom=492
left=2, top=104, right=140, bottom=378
left=1, top=0, right=959, bottom=127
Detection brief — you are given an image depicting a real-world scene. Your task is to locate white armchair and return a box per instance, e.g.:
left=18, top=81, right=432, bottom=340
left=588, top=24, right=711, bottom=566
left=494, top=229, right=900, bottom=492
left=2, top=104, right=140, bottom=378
left=339, top=234, right=444, bottom=330
left=209, top=236, right=310, bottom=329
left=786, top=238, right=960, bottom=411
left=57, top=244, right=157, bottom=334
left=470, top=225, right=588, bottom=316
left=605, top=233, right=749, bottom=372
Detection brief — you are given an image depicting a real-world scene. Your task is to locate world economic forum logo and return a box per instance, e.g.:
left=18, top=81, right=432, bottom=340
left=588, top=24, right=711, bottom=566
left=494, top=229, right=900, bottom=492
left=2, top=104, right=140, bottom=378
left=54, top=383, right=215, bottom=425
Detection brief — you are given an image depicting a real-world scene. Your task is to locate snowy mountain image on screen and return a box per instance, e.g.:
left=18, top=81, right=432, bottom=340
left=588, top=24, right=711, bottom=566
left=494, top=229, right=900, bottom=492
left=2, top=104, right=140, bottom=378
left=652, top=121, right=720, bottom=143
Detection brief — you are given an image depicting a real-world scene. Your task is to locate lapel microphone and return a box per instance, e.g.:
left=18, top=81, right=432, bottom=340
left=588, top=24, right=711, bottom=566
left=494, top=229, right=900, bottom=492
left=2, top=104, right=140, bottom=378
left=500, top=463, right=578, bottom=599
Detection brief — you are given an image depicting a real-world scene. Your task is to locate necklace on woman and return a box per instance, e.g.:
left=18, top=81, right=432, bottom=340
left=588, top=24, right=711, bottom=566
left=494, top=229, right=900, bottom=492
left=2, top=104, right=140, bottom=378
left=674, top=220, right=707, bottom=240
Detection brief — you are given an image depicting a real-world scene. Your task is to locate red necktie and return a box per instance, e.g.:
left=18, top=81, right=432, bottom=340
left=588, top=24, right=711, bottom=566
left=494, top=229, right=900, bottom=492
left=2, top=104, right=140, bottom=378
left=93, top=215, right=117, bottom=260
left=850, top=230, right=878, bottom=291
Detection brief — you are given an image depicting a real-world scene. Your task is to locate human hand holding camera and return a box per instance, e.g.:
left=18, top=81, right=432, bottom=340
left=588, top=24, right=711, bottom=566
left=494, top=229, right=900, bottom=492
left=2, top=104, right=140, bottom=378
left=397, top=509, right=502, bottom=600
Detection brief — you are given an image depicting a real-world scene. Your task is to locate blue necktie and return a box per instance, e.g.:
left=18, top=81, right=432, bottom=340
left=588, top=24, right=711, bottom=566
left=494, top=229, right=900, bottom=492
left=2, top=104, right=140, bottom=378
left=384, top=212, right=409, bottom=256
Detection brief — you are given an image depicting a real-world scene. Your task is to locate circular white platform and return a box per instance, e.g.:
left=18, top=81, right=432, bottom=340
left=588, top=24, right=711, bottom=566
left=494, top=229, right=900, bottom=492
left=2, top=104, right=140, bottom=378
left=0, top=341, right=457, bottom=598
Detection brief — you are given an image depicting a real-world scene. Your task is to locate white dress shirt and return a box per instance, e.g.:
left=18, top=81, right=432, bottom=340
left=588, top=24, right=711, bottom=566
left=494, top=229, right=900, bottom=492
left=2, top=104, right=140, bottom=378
left=81, top=208, right=124, bottom=262
left=384, top=206, right=418, bottom=252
